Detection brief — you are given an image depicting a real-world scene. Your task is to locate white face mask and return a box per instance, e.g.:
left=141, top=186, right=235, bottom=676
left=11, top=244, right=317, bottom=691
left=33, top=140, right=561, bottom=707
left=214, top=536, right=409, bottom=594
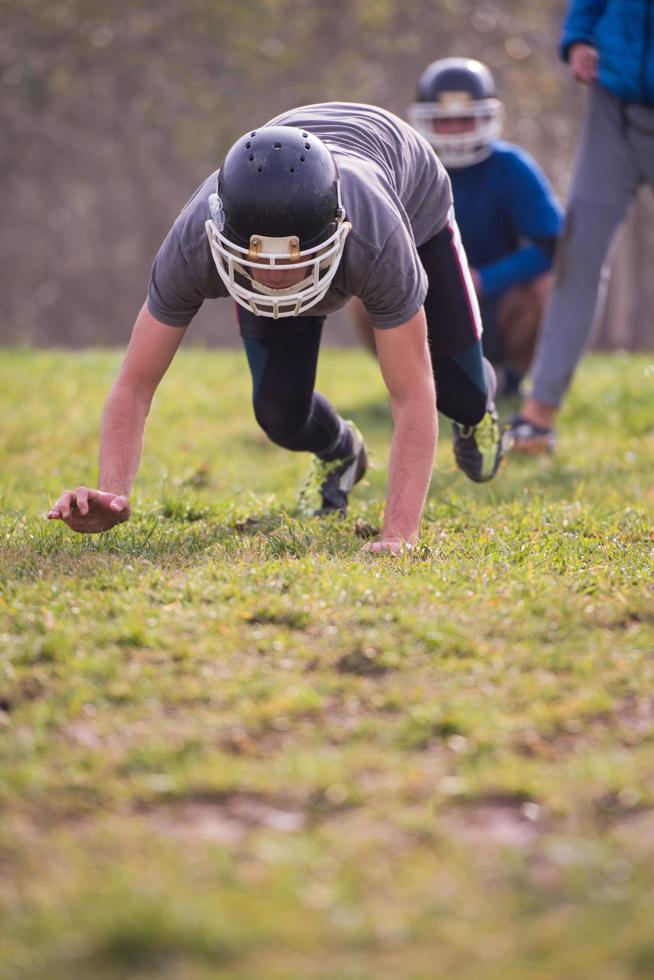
left=205, top=186, right=351, bottom=319
left=408, top=98, right=503, bottom=168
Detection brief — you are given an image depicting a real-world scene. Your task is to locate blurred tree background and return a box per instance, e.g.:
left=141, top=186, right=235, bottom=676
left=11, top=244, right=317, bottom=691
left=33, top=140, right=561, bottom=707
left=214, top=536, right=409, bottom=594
left=1, top=0, right=652, bottom=347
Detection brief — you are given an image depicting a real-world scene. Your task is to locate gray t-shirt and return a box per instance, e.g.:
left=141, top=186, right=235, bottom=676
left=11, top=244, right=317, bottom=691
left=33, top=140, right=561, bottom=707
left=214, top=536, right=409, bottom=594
left=147, top=102, right=452, bottom=330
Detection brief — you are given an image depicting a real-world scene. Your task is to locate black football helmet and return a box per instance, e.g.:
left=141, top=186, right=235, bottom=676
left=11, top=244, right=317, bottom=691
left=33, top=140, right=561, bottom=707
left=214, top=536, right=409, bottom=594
left=408, top=58, right=503, bottom=168
left=205, top=126, right=351, bottom=318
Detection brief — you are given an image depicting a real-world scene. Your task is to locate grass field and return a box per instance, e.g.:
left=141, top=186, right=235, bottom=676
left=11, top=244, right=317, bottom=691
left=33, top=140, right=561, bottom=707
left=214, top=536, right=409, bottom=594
left=1, top=347, right=653, bottom=980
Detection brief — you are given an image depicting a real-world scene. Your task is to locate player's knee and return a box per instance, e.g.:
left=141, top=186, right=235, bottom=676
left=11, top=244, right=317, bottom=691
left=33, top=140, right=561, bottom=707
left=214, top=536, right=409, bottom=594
left=442, top=387, right=487, bottom=427
left=254, top=399, right=310, bottom=448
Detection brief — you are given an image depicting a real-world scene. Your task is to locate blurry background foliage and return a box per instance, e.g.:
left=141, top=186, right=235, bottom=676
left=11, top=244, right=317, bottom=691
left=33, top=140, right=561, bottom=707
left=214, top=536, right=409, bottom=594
left=1, top=0, right=652, bottom=347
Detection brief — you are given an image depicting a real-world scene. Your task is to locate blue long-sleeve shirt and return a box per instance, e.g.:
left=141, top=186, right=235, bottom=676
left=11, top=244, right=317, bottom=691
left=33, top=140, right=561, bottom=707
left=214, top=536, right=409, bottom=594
left=449, top=141, right=562, bottom=299
left=561, top=0, right=654, bottom=106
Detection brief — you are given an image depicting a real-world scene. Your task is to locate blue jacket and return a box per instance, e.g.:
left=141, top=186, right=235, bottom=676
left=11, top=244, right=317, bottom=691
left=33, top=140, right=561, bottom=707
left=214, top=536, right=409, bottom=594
left=449, top=141, right=562, bottom=300
left=561, top=0, right=654, bottom=105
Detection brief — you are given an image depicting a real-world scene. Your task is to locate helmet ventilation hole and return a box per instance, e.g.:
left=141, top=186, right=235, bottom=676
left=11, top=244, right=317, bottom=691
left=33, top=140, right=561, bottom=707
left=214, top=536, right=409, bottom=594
left=304, top=143, right=311, bottom=149
left=302, top=132, right=308, bottom=137
left=248, top=155, right=254, bottom=161
left=290, top=167, right=294, bottom=173
left=245, top=141, right=251, bottom=148
left=258, top=167, right=263, bottom=172
left=273, top=142, right=282, bottom=148
left=250, top=132, right=256, bottom=137
left=300, top=155, right=305, bottom=162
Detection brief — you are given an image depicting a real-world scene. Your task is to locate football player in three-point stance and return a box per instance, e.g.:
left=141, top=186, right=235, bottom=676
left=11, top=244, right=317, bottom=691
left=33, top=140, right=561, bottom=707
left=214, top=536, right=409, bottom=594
left=48, top=103, right=504, bottom=554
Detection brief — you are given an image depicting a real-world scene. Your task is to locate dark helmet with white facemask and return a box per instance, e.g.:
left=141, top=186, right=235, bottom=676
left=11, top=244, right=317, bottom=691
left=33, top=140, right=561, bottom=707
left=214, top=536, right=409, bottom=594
left=408, top=58, right=503, bottom=168
left=205, top=126, right=351, bottom=318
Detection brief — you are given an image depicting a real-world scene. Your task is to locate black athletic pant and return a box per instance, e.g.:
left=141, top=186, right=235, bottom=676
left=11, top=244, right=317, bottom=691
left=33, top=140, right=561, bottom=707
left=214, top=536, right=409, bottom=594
left=237, top=220, right=495, bottom=461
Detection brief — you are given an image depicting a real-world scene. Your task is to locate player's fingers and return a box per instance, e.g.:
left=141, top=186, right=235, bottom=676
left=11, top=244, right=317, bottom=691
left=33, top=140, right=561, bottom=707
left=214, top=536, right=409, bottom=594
left=109, top=495, right=129, bottom=512
left=75, top=486, right=92, bottom=516
left=573, top=54, right=597, bottom=84
left=364, top=541, right=392, bottom=554
left=88, top=490, right=124, bottom=511
left=363, top=539, right=411, bottom=555
left=55, top=490, right=75, bottom=520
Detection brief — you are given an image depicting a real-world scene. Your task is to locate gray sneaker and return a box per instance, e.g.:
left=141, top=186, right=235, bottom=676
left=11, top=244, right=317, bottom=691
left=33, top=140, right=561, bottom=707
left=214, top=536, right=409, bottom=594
left=452, top=405, right=504, bottom=483
left=298, top=421, right=368, bottom=517
left=505, top=415, right=556, bottom=455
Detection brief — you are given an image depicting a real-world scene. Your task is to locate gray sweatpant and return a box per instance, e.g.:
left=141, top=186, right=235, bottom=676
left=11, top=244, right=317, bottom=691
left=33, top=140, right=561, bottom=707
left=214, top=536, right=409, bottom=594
left=530, top=82, right=654, bottom=407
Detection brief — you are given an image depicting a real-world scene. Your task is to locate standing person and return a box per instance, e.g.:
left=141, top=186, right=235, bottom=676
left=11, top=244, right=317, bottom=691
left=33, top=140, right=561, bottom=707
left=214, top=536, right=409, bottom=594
left=47, top=103, right=504, bottom=555
left=508, top=0, right=654, bottom=453
left=408, top=57, right=562, bottom=396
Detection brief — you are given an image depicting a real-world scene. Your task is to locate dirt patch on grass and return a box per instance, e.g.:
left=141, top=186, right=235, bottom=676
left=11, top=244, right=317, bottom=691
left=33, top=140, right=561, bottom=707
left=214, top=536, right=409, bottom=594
left=336, top=646, right=393, bottom=677
left=614, top=695, right=654, bottom=739
left=514, top=696, right=654, bottom=760
left=145, top=792, right=306, bottom=843
left=60, top=711, right=292, bottom=760
left=593, top=786, right=652, bottom=827
left=218, top=725, right=290, bottom=756
left=0, top=675, right=45, bottom=713
left=442, top=795, right=548, bottom=848
left=610, top=807, right=654, bottom=847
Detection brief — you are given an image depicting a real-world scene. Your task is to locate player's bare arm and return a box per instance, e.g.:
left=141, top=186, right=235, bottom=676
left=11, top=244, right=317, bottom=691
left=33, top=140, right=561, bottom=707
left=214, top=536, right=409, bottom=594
left=48, top=304, right=186, bottom=533
left=365, top=307, right=437, bottom=554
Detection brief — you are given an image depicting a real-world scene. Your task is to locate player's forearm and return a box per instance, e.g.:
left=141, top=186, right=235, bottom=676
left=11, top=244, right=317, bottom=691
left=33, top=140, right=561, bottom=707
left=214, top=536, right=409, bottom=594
left=480, top=244, right=553, bottom=297
left=98, top=381, right=152, bottom=496
left=383, top=394, right=437, bottom=543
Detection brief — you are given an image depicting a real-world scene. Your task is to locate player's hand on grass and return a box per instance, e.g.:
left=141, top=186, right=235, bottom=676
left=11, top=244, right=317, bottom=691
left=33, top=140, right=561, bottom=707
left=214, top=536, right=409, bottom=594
left=569, top=44, right=598, bottom=84
left=47, top=488, right=131, bottom=534
left=363, top=537, right=412, bottom=556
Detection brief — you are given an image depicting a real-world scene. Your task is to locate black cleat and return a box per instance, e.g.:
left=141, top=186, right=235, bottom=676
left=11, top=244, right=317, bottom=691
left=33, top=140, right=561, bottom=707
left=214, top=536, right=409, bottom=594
left=452, top=404, right=504, bottom=483
left=298, top=421, right=368, bottom=517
